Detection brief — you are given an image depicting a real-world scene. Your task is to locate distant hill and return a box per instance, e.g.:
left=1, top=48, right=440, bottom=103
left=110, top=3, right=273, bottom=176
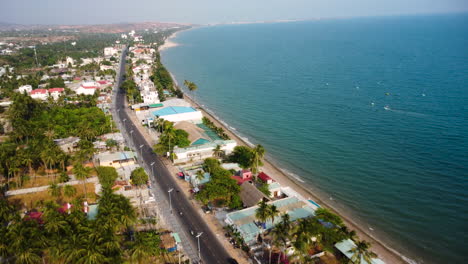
left=0, top=21, right=190, bottom=33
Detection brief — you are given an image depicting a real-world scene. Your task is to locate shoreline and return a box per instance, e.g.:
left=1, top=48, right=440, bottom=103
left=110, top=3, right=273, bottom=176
left=160, top=31, right=413, bottom=264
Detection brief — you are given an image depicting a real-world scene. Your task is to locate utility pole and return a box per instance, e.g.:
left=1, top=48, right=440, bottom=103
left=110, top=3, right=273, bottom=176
left=168, top=188, right=174, bottom=214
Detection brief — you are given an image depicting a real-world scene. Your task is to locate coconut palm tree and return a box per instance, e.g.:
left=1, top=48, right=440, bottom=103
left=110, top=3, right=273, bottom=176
left=349, top=240, right=377, bottom=264
left=49, top=183, right=62, bottom=202
left=268, top=204, right=280, bottom=225
left=63, top=185, right=77, bottom=200
left=212, top=144, right=223, bottom=158
left=251, top=144, right=265, bottom=174
left=271, top=214, right=292, bottom=264
left=255, top=200, right=270, bottom=229
left=72, top=163, right=92, bottom=200
left=195, top=170, right=205, bottom=186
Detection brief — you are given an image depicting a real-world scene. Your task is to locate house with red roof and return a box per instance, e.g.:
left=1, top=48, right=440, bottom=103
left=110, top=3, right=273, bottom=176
left=231, top=169, right=253, bottom=185
left=30, top=89, right=49, bottom=100
left=48, top=88, right=64, bottom=99
left=76, top=81, right=99, bottom=95
left=258, top=172, right=274, bottom=184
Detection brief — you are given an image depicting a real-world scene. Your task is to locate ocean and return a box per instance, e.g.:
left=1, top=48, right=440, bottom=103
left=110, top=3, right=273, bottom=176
left=161, top=13, right=468, bottom=264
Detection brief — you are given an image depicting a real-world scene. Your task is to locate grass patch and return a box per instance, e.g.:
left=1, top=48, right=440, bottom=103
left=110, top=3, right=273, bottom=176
left=8, top=182, right=97, bottom=210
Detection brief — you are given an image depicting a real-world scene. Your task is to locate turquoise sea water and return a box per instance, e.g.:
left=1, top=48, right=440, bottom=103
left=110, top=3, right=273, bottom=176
left=162, top=14, right=468, bottom=264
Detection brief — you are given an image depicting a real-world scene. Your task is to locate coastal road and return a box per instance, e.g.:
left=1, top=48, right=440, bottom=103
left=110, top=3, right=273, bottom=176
left=112, top=47, right=233, bottom=264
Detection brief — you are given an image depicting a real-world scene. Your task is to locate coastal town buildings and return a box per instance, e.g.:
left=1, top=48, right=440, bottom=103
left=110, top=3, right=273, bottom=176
left=18, top=84, right=32, bottom=93
left=30, top=89, right=49, bottom=100
left=76, top=81, right=99, bottom=95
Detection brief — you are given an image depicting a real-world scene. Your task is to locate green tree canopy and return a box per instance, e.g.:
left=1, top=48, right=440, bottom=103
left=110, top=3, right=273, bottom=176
left=96, top=166, right=118, bottom=189
left=130, top=167, right=148, bottom=187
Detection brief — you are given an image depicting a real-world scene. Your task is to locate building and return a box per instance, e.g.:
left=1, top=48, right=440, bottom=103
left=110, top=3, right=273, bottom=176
left=232, top=169, right=253, bottom=185
left=172, top=140, right=237, bottom=164
left=94, top=151, right=137, bottom=168
left=30, top=89, right=49, bottom=100
left=76, top=81, right=99, bottom=95
left=225, top=196, right=316, bottom=244
left=239, top=181, right=270, bottom=208
left=268, top=182, right=282, bottom=198
left=335, top=239, right=386, bottom=264
left=142, top=90, right=159, bottom=104
left=48, top=88, right=64, bottom=100
left=173, top=121, right=209, bottom=145
left=258, top=172, right=274, bottom=184
left=151, top=106, right=203, bottom=123
left=54, top=137, right=80, bottom=153
left=18, top=84, right=32, bottom=93
left=104, top=47, right=119, bottom=57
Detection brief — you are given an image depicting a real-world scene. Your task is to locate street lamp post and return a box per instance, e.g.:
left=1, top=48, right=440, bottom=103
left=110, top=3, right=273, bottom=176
left=150, top=162, right=155, bottom=178
left=130, top=130, right=134, bottom=141
left=168, top=188, right=174, bottom=214
left=139, top=144, right=144, bottom=160
left=196, top=232, right=203, bottom=261
left=123, top=118, right=127, bottom=127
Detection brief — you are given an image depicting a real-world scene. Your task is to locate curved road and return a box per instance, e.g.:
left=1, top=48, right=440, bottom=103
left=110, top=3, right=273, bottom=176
left=113, top=47, right=232, bottom=264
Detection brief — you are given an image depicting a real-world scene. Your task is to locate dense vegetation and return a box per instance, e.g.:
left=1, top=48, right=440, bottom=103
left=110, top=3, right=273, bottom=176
left=1, top=33, right=120, bottom=70
left=152, top=120, right=190, bottom=157
left=196, top=158, right=242, bottom=209
left=228, top=144, right=265, bottom=174
left=0, top=93, right=111, bottom=188
left=0, top=174, right=167, bottom=263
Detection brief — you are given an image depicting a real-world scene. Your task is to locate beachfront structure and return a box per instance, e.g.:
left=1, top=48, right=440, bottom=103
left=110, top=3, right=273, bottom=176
left=240, top=181, right=270, bottom=208
left=174, top=121, right=209, bottom=145
left=335, top=239, right=386, bottom=264
left=30, top=89, right=49, bottom=100
left=173, top=140, right=237, bottom=164
left=93, top=151, right=137, bottom=168
left=268, top=182, right=282, bottom=198
left=151, top=106, right=203, bottom=123
left=18, top=84, right=32, bottom=93
left=225, top=196, right=316, bottom=244
left=258, top=172, right=274, bottom=184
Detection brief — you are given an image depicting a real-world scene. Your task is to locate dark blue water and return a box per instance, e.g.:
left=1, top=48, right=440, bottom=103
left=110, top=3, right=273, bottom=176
left=162, top=14, right=468, bottom=264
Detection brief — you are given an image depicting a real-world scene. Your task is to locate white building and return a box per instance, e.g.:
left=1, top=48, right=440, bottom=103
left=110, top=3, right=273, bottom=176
left=104, top=47, right=118, bottom=57
left=48, top=88, right=65, bottom=100
left=100, top=65, right=114, bottom=71
left=151, top=106, right=203, bottom=123
left=173, top=140, right=237, bottom=164
left=18, top=85, right=32, bottom=93
left=142, top=90, right=159, bottom=104
left=76, top=81, right=99, bottom=95
left=66, top=57, right=74, bottom=66
left=30, top=89, right=49, bottom=100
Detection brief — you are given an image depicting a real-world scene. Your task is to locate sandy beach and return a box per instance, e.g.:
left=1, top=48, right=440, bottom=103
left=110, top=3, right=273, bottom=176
left=158, top=32, right=181, bottom=51
left=161, top=30, right=410, bottom=264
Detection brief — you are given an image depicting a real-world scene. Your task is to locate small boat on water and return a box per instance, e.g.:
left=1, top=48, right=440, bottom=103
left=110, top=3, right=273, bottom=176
left=384, top=105, right=391, bottom=111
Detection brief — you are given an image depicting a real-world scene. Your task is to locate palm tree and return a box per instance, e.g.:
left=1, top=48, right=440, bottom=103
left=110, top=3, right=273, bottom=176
left=269, top=204, right=280, bottom=224
left=73, top=163, right=92, bottom=200
left=184, top=80, right=198, bottom=102
left=271, top=214, right=292, bottom=264
left=349, top=240, right=377, bottom=264
left=195, top=170, right=204, bottom=186
left=251, top=144, right=265, bottom=174
left=255, top=200, right=270, bottom=228
left=63, top=185, right=77, bottom=200
left=49, top=183, right=63, bottom=202
left=212, top=144, right=223, bottom=158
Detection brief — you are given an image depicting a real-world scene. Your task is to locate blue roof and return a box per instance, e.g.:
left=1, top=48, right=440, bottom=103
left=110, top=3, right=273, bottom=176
left=153, top=106, right=197, bottom=117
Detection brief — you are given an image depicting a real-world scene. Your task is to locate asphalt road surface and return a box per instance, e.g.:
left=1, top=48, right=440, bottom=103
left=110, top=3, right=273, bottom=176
left=113, top=47, right=233, bottom=264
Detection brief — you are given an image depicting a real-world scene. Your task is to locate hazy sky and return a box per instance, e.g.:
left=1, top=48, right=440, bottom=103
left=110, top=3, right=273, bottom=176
left=2, top=0, right=467, bottom=25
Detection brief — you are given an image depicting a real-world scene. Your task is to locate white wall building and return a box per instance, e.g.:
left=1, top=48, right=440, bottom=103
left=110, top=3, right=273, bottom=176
left=48, top=88, right=65, bottom=100
left=173, top=140, right=237, bottom=164
left=104, top=47, right=118, bottom=57
left=30, top=89, right=49, bottom=100
left=142, top=91, right=159, bottom=104
left=151, top=106, right=203, bottom=123
left=18, top=85, right=32, bottom=93
left=76, top=81, right=99, bottom=95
